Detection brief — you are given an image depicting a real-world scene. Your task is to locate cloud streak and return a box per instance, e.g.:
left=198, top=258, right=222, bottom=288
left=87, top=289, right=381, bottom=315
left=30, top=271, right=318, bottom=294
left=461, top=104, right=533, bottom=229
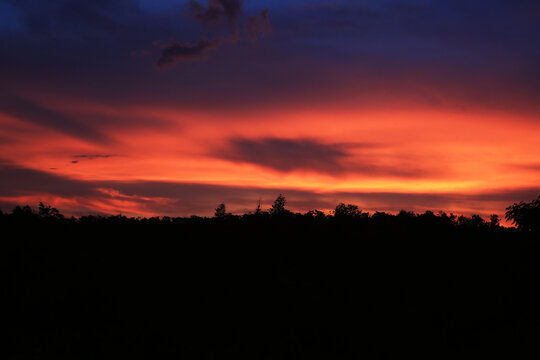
left=156, top=38, right=223, bottom=68
left=71, top=154, right=115, bottom=164
left=74, top=154, right=114, bottom=160
left=218, top=138, right=350, bottom=174
left=217, top=138, right=425, bottom=178
left=0, top=90, right=109, bottom=143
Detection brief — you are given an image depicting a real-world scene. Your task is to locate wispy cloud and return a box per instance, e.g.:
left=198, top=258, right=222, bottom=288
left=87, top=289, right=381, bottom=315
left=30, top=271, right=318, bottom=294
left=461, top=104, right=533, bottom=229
left=74, top=154, right=114, bottom=160
left=0, top=90, right=109, bottom=143
left=189, top=0, right=242, bottom=31
left=156, top=38, right=223, bottom=68
left=246, top=9, right=271, bottom=41
left=71, top=154, right=115, bottom=164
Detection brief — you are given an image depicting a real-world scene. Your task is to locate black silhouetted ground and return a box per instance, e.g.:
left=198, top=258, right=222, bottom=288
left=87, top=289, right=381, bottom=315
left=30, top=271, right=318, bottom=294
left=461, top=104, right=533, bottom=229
left=2, top=204, right=540, bottom=359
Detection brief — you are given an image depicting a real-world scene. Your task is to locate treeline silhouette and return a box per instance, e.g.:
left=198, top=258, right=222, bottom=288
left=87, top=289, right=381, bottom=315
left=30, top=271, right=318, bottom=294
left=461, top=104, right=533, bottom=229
left=2, top=196, right=540, bottom=359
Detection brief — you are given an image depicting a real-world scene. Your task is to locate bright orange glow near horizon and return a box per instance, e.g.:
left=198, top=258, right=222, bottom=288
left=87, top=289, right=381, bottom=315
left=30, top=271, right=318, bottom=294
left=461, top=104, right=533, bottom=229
left=2, top=99, right=539, bottom=218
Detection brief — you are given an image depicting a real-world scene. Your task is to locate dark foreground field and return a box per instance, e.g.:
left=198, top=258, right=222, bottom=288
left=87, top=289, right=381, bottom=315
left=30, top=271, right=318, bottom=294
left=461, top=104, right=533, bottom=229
left=2, top=207, right=540, bottom=359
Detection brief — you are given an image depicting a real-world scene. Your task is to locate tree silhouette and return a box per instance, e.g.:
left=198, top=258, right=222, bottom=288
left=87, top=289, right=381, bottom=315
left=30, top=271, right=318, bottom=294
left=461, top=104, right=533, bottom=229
left=334, top=203, right=363, bottom=218
left=214, top=203, right=227, bottom=217
left=305, top=209, right=325, bottom=218
left=469, top=214, right=486, bottom=228
left=506, top=196, right=540, bottom=231
left=270, top=194, right=286, bottom=215
left=38, top=202, right=63, bottom=219
left=255, top=198, right=262, bottom=215
left=397, top=210, right=416, bottom=219
left=489, top=214, right=500, bottom=228
left=12, top=205, right=35, bottom=218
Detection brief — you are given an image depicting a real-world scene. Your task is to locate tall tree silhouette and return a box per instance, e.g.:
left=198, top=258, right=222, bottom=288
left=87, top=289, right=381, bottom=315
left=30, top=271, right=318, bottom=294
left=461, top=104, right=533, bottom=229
left=214, top=203, right=227, bottom=217
left=255, top=198, right=262, bottom=215
left=270, top=194, right=286, bottom=215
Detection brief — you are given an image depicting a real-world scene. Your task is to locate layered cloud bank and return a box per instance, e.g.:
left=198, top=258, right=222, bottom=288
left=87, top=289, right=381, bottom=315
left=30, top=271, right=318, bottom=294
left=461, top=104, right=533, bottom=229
left=2, top=162, right=539, bottom=218
left=1, top=0, right=539, bottom=217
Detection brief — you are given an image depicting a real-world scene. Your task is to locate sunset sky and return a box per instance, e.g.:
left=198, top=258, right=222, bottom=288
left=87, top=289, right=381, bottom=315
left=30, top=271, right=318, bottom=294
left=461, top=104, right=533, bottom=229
left=1, top=0, right=539, bottom=217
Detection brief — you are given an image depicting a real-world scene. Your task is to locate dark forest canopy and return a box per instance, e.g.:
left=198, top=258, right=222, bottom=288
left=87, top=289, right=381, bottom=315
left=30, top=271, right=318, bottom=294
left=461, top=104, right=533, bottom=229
left=3, top=196, right=540, bottom=359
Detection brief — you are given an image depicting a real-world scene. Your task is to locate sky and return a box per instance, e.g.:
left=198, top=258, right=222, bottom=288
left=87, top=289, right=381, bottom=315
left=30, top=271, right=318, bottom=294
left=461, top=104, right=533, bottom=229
left=1, top=0, right=540, bottom=218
